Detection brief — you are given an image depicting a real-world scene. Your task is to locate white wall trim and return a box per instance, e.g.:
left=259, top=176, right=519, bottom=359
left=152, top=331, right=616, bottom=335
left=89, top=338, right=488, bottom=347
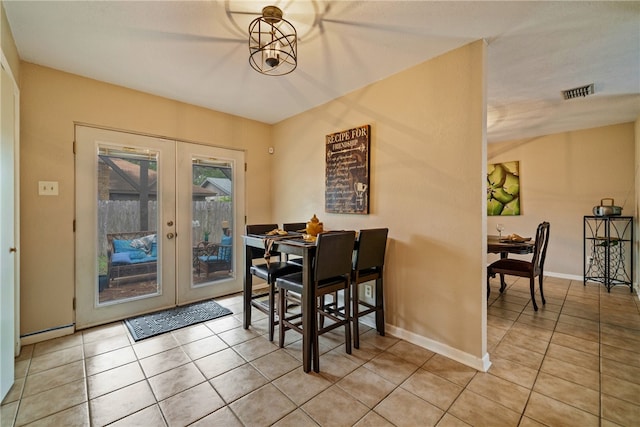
left=385, top=323, right=491, bottom=372
left=1, top=47, right=20, bottom=358
left=0, top=51, right=18, bottom=92
left=367, top=269, right=636, bottom=375
left=546, top=271, right=581, bottom=281
left=20, top=325, right=75, bottom=346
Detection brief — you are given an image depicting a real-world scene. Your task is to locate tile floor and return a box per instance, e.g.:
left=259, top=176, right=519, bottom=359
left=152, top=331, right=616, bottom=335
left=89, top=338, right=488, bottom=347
left=1, top=276, right=639, bottom=426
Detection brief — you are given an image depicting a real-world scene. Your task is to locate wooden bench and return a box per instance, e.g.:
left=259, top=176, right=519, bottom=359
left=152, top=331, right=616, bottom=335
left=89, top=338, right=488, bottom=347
left=107, top=231, right=158, bottom=283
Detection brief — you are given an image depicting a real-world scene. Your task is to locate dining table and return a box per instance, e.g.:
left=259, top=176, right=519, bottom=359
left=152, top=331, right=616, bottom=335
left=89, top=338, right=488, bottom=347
left=487, top=235, right=534, bottom=256
left=243, top=233, right=317, bottom=372
left=487, top=234, right=534, bottom=289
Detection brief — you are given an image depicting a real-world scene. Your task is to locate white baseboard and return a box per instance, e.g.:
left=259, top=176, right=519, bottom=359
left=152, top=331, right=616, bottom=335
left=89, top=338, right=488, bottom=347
left=384, top=323, right=491, bottom=372
left=545, top=271, right=582, bottom=281
left=20, top=325, right=75, bottom=346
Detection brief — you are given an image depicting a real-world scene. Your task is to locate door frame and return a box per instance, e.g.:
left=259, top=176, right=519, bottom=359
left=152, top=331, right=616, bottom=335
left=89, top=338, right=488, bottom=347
left=74, top=125, right=245, bottom=329
left=0, top=49, right=20, bottom=401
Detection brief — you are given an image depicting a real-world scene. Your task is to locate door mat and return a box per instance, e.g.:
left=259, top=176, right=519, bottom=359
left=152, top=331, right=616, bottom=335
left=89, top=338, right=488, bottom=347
left=124, top=299, right=233, bottom=341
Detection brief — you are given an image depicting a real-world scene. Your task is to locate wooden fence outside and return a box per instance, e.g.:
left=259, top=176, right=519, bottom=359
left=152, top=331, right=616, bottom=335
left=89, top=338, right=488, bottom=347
left=97, top=200, right=232, bottom=255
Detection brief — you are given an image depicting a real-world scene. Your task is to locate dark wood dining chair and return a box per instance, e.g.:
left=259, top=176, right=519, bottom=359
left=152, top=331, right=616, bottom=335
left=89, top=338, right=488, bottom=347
left=246, top=224, right=301, bottom=341
left=282, top=222, right=306, bottom=233
left=276, top=231, right=356, bottom=372
left=282, top=222, right=306, bottom=266
left=351, top=228, right=388, bottom=348
left=487, top=221, right=550, bottom=311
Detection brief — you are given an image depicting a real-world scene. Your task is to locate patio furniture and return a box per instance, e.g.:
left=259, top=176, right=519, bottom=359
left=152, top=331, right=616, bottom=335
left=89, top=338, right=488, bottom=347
left=196, top=234, right=233, bottom=277
left=107, top=231, right=157, bottom=284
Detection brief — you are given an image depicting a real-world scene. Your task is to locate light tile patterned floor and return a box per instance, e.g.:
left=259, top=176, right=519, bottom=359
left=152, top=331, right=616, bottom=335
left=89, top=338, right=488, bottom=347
left=1, top=277, right=639, bottom=426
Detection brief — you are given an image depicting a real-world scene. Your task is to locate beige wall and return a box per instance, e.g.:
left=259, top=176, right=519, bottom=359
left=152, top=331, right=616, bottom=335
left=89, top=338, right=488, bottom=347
left=19, top=62, right=274, bottom=335
left=273, top=41, right=489, bottom=367
left=487, top=123, right=636, bottom=277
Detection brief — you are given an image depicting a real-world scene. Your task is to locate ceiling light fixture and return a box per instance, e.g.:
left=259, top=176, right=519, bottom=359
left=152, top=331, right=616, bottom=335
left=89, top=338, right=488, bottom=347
left=248, top=6, right=297, bottom=76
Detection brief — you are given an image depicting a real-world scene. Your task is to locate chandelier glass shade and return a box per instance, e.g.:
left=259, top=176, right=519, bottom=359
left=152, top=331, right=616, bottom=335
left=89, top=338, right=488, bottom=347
left=248, top=6, right=297, bottom=76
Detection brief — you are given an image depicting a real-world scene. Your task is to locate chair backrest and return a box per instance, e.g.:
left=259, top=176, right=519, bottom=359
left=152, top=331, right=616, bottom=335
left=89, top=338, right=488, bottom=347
left=282, top=222, right=306, bottom=232
left=354, top=228, right=389, bottom=272
left=219, top=234, right=233, bottom=261
left=314, top=231, right=356, bottom=282
left=282, top=222, right=307, bottom=231
left=246, top=224, right=279, bottom=259
left=246, top=224, right=278, bottom=235
left=531, top=222, right=550, bottom=274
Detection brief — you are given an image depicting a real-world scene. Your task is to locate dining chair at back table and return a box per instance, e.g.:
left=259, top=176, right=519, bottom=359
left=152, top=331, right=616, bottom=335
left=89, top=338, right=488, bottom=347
left=276, top=231, right=356, bottom=373
left=245, top=224, right=301, bottom=341
left=487, top=221, right=551, bottom=311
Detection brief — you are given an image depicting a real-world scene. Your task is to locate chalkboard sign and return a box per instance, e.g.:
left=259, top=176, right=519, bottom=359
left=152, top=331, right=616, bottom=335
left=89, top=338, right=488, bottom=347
left=325, top=124, right=370, bottom=214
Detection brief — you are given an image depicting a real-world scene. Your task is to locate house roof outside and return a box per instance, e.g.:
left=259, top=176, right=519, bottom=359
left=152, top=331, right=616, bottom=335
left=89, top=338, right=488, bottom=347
left=102, top=157, right=217, bottom=200
left=201, top=177, right=232, bottom=197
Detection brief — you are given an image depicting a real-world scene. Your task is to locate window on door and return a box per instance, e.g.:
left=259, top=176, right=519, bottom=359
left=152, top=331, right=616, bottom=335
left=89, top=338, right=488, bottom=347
left=96, top=147, right=160, bottom=305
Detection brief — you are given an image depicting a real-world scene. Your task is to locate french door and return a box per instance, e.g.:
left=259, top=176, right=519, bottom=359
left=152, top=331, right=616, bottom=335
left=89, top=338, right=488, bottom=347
left=75, top=126, right=244, bottom=329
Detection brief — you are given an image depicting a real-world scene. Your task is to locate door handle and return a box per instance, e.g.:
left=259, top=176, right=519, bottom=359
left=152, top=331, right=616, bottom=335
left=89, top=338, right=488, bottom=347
left=167, top=233, right=175, bottom=239
left=9, top=247, right=17, bottom=253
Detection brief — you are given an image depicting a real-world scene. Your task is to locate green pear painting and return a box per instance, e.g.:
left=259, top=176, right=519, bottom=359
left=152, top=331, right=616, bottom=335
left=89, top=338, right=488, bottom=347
left=487, top=161, right=520, bottom=216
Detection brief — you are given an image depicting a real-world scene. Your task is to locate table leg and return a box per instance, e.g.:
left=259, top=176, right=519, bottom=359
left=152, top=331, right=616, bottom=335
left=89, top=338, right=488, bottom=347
left=243, top=244, right=252, bottom=329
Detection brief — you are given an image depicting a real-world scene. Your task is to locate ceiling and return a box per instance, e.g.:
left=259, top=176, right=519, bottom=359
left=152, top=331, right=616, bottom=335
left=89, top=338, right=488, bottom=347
left=4, top=1, right=640, bottom=142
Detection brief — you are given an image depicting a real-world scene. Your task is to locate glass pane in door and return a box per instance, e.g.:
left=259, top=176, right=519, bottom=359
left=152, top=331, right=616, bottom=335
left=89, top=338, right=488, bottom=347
left=191, top=158, right=234, bottom=286
left=97, top=147, right=160, bottom=305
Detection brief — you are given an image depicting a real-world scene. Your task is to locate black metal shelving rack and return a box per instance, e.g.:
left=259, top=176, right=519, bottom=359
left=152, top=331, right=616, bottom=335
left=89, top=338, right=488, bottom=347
left=584, top=216, right=634, bottom=292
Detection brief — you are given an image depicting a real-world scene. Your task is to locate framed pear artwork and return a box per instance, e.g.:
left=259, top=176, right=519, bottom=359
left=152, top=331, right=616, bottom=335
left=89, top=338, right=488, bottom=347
left=487, top=161, right=520, bottom=216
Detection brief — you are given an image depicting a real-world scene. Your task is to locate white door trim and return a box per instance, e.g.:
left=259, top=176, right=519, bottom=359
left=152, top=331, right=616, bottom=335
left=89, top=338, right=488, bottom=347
left=0, top=48, right=20, bottom=401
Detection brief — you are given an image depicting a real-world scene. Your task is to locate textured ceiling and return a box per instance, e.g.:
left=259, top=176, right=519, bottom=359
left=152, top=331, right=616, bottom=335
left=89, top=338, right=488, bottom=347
left=4, top=1, right=640, bottom=142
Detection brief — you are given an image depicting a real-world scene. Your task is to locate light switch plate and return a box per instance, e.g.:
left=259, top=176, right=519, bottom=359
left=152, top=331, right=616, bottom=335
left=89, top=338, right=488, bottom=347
left=39, top=181, right=59, bottom=196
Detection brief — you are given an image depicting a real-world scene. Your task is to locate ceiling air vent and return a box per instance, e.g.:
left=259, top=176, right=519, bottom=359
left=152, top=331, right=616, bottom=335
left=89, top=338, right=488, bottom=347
left=562, top=83, right=594, bottom=100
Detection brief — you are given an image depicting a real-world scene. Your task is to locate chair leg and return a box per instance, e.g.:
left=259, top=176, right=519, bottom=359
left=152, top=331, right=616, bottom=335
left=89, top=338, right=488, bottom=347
left=352, top=282, right=360, bottom=349
left=318, top=295, right=326, bottom=329
left=539, top=274, right=546, bottom=305
left=375, top=277, right=385, bottom=337
left=313, top=301, right=320, bottom=373
left=344, top=287, right=351, bottom=355
left=268, top=283, right=276, bottom=342
left=278, top=288, right=286, bottom=348
left=499, top=273, right=506, bottom=293
left=529, top=277, right=538, bottom=311
left=487, top=274, right=491, bottom=299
